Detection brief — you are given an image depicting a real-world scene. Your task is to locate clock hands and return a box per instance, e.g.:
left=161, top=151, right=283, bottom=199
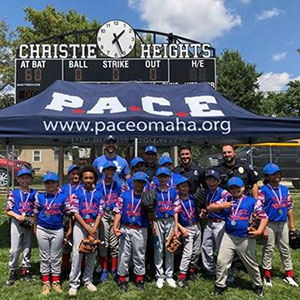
left=112, top=30, right=125, bottom=56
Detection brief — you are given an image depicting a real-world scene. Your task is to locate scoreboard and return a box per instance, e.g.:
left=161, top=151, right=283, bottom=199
left=15, top=58, right=216, bottom=103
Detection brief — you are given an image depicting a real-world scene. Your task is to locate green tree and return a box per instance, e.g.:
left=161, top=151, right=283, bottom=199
left=277, top=81, right=300, bottom=117
left=216, top=49, right=264, bottom=114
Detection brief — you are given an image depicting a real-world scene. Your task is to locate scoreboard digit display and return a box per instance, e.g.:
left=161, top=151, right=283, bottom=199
left=15, top=58, right=216, bottom=103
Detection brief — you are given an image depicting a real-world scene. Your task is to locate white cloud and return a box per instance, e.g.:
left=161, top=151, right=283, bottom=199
left=272, top=52, right=287, bottom=61
left=128, top=0, right=241, bottom=42
left=258, top=72, right=300, bottom=92
left=256, top=8, right=284, bottom=21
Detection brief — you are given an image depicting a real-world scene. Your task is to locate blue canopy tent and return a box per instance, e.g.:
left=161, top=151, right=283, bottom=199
left=0, top=80, right=299, bottom=145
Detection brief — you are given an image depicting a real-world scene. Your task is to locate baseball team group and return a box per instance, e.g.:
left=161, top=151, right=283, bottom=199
left=5, top=135, right=299, bottom=298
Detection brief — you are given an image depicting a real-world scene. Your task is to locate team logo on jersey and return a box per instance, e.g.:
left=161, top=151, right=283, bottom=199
left=194, top=170, right=198, bottom=176
left=238, top=167, right=244, bottom=174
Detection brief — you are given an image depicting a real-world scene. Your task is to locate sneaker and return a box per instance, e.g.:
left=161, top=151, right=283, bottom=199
left=100, top=269, right=109, bottom=282
left=95, top=265, right=102, bottom=274
left=136, top=280, right=146, bottom=291
left=68, top=287, right=77, bottom=296
left=42, top=281, right=51, bottom=295
left=252, top=285, right=264, bottom=298
left=52, top=281, right=63, bottom=293
left=118, top=281, right=128, bottom=292
left=22, top=270, right=34, bottom=282
left=166, top=277, right=177, bottom=288
left=189, top=272, right=197, bottom=282
left=6, top=271, right=18, bottom=286
left=156, top=278, right=164, bottom=289
left=85, top=281, right=97, bottom=292
left=263, top=277, right=272, bottom=287
left=283, top=276, right=299, bottom=287
left=178, top=278, right=188, bottom=288
left=212, top=285, right=226, bottom=296
left=112, top=269, right=118, bottom=281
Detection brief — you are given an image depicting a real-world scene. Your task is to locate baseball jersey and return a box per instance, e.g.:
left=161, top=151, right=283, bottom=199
left=178, top=194, right=200, bottom=227
left=113, top=189, right=149, bottom=227
left=217, top=194, right=267, bottom=237
left=258, top=184, right=292, bottom=222
left=34, top=191, right=70, bottom=230
left=6, top=188, right=36, bottom=216
left=93, top=154, right=130, bottom=182
left=155, top=186, right=180, bottom=219
left=205, top=187, right=230, bottom=221
left=72, top=187, right=103, bottom=224
left=61, top=183, right=83, bottom=199
left=96, top=179, right=123, bottom=213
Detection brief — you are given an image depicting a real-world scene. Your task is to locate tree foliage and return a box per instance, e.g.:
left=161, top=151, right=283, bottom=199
left=216, top=49, right=264, bottom=114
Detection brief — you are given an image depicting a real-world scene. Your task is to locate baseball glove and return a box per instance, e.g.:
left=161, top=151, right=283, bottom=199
left=289, top=229, right=300, bottom=250
left=78, top=236, right=101, bottom=254
left=141, top=189, right=157, bottom=221
left=19, top=215, right=34, bottom=230
left=165, top=232, right=181, bottom=253
left=247, top=213, right=261, bottom=232
left=193, top=187, right=206, bottom=215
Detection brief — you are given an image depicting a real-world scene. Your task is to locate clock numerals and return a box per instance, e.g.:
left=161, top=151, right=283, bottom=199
left=114, top=21, right=119, bottom=26
left=100, top=28, right=106, bottom=34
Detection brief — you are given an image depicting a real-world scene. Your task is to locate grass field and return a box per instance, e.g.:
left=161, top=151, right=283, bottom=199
left=1, top=195, right=300, bottom=299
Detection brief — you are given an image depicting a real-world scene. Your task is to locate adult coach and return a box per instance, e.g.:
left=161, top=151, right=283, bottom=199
left=173, top=146, right=205, bottom=194
left=93, top=135, right=130, bottom=182
left=216, top=144, right=259, bottom=197
left=143, top=145, right=158, bottom=181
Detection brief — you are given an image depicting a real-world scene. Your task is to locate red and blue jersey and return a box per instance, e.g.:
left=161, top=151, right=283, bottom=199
left=258, top=184, right=292, bottom=222
left=6, top=189, right=36, bottom=216
left=178, top=194, right=200, bottom=227
left=155, top=187, right=180, bottom=219
left=217, top=194, right=267, bottom=237
left=72, top=187, right=103, bottom=224
left=96, top=179, right=123, bottom=213
left=34, top=191, right=70, bottom=230
left=61, top=183, right=82, bottom=200
left=150, top=172, right=182, bottom=189
left=205, top=188, right=230, bottom=221
left=113, top=189, right=149, bottom=227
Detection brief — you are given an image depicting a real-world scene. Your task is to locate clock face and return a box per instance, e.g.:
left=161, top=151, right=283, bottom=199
left=97, top=20, right=136, bottom=58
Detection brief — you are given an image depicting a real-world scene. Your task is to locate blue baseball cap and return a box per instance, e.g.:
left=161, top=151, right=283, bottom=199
left=105, top=135, right=117, bottom=143
left=156, top=167, right=171, bottom=177
left=205, top=169, right=220, bottom=180
left=144, top=145, right=157, bottom=154
left=175, top=175, right=188, bottom=186
left=43, top=171, right=59, bottom=182
left=130, top=157, right=145, bottom=168
left=17, top=168, right=32, bottom=177
left=159, top=156, right=173, bottom=166
left=102, top=161, right=117, bottom=170
left=263, top=163, right=280, bottom=175
left=227, top=177, right=244, bottom=188
left=132, top=171, right=148, bottom=182
left=68, top=164, right=80, bottom=174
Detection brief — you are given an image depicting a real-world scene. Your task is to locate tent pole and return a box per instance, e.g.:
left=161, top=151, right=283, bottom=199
left=11, top=145, right=15, bottom=190
left=58, top=146, right=64, bottom=186
left=134, top=138, right=138, bottom=157
left=6, top=144, right=10, bottom=195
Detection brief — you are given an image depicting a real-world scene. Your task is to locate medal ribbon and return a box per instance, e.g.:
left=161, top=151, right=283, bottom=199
left=231, top=196, right=245, bottom=219
left=131, top=190, right=141, bottom=216
left=268, top=184, right=282, bottom=207
left=181, top=197, right=193, bottom=220
left=83, top=188, right=95, bottom=212
left=103, top=180, right=114, bottom=206
left=161, top=189, right=171, bottom=212
left=68, top=183, right=80, bottom=198
left=206, top=188, right=218, bottom=206
left=19, top=190, right=30, bottom=211
left=45, top=192, right=58, bottom=211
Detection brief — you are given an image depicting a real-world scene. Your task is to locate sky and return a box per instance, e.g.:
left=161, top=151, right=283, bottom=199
left=1, top=0, right=300, bottom=92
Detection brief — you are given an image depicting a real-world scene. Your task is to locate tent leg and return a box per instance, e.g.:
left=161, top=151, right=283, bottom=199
left=6, top=144, right=10, bottom=195
left=134, top=138, right=138, bottom=157
left=58, top=146, right=64, bottom=186
left=11, top=145, right=15, bottom=190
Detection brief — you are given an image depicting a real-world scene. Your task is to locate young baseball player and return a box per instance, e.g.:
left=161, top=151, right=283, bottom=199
left=34, top=171, right=71, bottom=295
left=61, top=164, right=82, bottom=277
left=201, top=170, right=230, bottom=277
left=113, top=171, right=150, bottom=292
left=125, top=157, right=149, bottom=190
left=259, top=163, right=298, bottom=287
left=96, top=161, right=123, bottom=282
left=176, top=175, right=201, bottom=288
left=153, top=167, right=180, bottom=288
left=68, top=166, right=103, bottom=297
left=6, top=168, right=36, bottom=286
left=208, top=177, right=268, bottom=297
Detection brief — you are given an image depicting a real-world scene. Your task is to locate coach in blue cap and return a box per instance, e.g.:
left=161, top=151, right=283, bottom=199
left=143, top=145, right=158, bottom=181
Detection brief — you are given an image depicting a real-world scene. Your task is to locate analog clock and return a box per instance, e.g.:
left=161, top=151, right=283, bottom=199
left=97, top=20, right=136, bottom=58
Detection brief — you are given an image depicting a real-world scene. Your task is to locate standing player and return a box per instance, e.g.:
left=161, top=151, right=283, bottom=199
left=34, top=172, right=70, bottom=295
left=93, top=135, right=130, bottom=182
left=6, top=169, right=36, bottom=285
left=113, top=171, right=150, bottom=292
left=143, top=145, right=158, bottom=181
left=176, top=176, right=201, bottom=288
left=68, top=166, right=102, bottom=296
left=126, top=157, right=149, bottom=190
left=153, top=167, right=180, bottom=288
left=96, top=161, right=123, bottom=282
left=208, top=177, right=268, bottom=297
left=259, top=163, right=298, bottom=287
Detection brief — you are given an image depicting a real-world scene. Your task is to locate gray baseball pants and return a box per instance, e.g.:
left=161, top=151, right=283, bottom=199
left=154, top=217, right=175, bottom=279
left=262, top=221, right=293, bottom=271
left=36, top=225, right=64, bottom=276
left=118, top=225, right=148, bottom=276
left=201, top=220, right=225, bottom=275
left=9, top=218, right=32, bottom=271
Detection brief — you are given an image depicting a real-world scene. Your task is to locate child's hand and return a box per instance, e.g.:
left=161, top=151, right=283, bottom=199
left=248, top=229, right=262, bottom=238
left=114, top=227, right=121, bottom=237
left=181, top=227, right=189, bottom=238
left=223, top=201, right=234, bottom=209
left=17, top=214, right=25, bottom=222
left=87, top=227, right=96, bottom=238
